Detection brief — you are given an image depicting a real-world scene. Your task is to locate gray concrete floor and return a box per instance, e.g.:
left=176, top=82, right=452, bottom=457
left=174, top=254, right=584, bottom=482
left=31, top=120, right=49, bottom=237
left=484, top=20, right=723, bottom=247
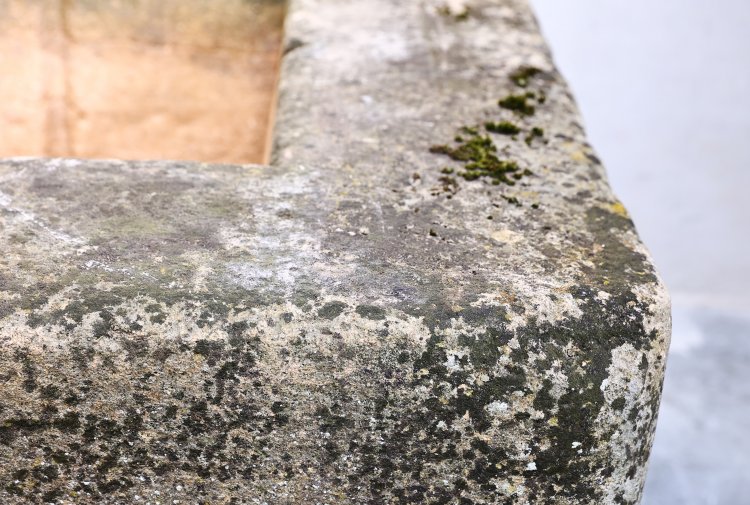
left=642, top=304, right=750, bottom=504
left=529, top=1, right=750, bottom=503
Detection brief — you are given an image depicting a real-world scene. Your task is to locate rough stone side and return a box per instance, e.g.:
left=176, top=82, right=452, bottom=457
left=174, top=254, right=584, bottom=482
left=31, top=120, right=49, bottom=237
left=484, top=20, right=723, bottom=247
left=272, top=1, right=672, bottom=499
left=0, top=0, right=670, bottom=504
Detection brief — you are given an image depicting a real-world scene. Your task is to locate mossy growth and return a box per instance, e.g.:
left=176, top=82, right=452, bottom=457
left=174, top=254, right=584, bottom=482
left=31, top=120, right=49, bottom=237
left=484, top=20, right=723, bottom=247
left=502, top=195, right=522, bottom=207
left=498, top=94, right=535, bottom=116
left=510, top=66, right=542, bottom=87
left=430, top=130, right=527, bottom=186
left=525, top=126, right=544, bottom=146
left=437, top=4, right=471, bottom=21
left=485, top=121, right=521, bottom=135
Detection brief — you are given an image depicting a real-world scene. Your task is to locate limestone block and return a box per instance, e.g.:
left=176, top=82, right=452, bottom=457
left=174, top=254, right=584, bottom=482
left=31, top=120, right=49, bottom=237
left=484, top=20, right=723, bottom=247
left=0, top=0, right=670, bottom=503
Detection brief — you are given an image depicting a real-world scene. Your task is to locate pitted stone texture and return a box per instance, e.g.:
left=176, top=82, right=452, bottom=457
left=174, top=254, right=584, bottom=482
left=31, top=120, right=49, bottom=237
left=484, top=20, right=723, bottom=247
left=0, top=0, right=669, bottom=504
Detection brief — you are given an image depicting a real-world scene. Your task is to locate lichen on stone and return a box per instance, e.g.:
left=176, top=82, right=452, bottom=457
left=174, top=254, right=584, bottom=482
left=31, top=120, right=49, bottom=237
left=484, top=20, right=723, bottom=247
left=430, top=132, right=526, bottom=186
left=485, top=120, right=522, bottom=135
left=498, top=93, right=536, bottom=116
left=0, top=0, right=671, bottom=503
left=510, top=66, right=542, bottom=87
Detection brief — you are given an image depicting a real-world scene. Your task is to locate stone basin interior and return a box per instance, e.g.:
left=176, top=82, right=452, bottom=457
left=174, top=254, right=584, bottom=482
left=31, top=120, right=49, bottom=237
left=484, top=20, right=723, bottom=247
left=0, top=0, right=286, bottom=164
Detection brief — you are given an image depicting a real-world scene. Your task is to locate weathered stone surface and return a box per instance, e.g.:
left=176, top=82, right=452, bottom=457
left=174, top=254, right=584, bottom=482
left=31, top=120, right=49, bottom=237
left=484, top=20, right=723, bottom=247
left=0, top=0, right=670, bottom=504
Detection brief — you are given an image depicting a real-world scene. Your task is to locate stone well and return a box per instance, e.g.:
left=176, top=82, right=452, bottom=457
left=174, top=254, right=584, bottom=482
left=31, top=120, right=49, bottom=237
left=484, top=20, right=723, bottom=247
left=0, top=1, right=670, bottom=504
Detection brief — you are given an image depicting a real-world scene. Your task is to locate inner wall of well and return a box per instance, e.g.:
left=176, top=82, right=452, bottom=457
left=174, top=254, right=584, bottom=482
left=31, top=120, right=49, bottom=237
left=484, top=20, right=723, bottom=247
left=0, top=0, right=286, bottom=164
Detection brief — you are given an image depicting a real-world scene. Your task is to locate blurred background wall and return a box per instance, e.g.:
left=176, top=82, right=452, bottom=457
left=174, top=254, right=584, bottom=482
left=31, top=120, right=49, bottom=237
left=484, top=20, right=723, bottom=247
left=529, top=1, right=750, bottom=503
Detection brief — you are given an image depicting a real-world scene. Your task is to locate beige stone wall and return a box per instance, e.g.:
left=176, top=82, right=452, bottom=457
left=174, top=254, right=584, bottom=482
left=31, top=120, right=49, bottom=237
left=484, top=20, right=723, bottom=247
left=0, top=0, right=285, bottom=164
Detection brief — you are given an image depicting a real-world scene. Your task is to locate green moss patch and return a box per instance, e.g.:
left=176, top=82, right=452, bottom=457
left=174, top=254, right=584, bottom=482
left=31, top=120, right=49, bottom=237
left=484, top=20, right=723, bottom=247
left=525, top=126, right=544, bottom=146
left=510, top=66, right=542, bottom=87
left=430, top=132, right=527, bottom=186
left=498, top=94, right=535, bottom=116
left=485, top=121, right=521, bottom=135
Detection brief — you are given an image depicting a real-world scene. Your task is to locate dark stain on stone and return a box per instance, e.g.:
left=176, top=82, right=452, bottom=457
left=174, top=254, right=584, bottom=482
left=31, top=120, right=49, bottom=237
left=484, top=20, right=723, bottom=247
left=355, top=304, right=387, bottom=320
left=318, top=301, right=348, bottom=320
left=585, top=206, right=657, bottom=290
